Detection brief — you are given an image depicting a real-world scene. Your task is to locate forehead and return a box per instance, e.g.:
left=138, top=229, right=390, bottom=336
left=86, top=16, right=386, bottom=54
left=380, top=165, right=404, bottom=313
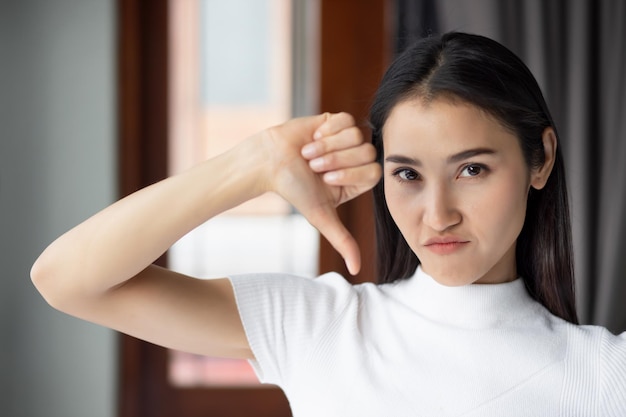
left=382, top=98, right=517, bottom=155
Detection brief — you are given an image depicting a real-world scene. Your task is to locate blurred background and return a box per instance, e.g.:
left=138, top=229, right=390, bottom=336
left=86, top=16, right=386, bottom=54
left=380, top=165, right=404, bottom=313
left=1, top=0, right=624, bottom=416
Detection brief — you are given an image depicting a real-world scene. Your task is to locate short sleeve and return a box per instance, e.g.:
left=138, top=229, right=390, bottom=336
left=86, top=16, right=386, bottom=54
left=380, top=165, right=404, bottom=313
left=600, top=330, right=626, bottom=416
left=227, top=272, right=356, bottom=386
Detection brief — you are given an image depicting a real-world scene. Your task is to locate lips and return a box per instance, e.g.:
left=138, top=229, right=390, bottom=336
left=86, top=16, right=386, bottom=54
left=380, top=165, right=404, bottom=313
left=423, top=236, right=470, bottom=255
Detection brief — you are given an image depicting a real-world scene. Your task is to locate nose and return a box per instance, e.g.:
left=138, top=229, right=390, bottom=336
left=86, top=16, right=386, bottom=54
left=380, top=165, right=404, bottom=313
left=421, top=183, right=461, bottom=232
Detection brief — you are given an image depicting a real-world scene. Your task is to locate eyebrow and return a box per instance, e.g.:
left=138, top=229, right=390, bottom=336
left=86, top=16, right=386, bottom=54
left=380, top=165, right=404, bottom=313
left=385, top=148, right=496, bottom=166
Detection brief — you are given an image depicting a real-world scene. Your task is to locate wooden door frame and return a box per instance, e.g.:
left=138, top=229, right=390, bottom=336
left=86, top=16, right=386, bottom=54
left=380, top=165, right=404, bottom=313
left=316, top=0, right=393, bottom=283
left=117, top=0, right=392, bottom=416
left=117, top=1, right=170, bottom=416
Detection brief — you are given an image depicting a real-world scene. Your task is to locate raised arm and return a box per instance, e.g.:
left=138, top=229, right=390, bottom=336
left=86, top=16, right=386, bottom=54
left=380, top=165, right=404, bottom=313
left=30, top=112, right=381, bottom=359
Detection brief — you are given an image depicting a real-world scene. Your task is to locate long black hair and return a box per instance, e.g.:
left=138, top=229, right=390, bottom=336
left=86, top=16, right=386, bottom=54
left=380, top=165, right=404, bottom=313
left=370, top=32, right=578, bottom=324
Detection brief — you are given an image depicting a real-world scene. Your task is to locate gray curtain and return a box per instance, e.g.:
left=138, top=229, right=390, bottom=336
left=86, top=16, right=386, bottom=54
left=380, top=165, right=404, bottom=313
left=395, top=0, right=626, bottom=332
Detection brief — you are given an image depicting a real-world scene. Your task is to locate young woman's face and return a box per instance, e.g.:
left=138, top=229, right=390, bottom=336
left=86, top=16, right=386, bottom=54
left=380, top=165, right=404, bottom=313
left=382, top=98, right=532, bottom=286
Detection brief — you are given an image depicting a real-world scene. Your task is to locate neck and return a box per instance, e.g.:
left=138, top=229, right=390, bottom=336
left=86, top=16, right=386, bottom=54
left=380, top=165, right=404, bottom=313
left=391, top=266, right=537, bottom=329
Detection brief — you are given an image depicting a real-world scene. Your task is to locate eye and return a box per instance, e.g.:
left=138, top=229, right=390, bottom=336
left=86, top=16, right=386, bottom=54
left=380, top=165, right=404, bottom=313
left=459, top=164, right=487, bottom=178
left=392, top=168, right=419, bottom=181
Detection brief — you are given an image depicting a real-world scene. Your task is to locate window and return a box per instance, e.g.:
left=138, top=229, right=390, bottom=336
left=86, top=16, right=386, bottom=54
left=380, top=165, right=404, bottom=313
left=117, top=0, right=387, bottom=415
left=167, top=0, right=318, bottom=387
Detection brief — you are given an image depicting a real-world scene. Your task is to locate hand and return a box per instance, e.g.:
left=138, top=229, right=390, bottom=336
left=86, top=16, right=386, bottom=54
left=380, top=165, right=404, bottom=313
left=262, top=112, right=382, bottom=275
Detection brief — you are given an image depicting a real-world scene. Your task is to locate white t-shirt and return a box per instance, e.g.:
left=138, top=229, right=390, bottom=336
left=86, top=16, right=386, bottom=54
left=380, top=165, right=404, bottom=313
left=228, top=267, right=626, bottom=416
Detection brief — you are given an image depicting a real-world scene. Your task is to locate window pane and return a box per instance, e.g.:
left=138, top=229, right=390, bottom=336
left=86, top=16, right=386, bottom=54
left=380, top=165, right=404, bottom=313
left=167, top=0, right=318, bottom=387
left=201, top=0, right=271, bottom=105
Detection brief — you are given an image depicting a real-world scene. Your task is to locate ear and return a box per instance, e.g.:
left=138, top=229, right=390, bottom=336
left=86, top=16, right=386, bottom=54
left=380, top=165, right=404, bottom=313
left=530, top=127, right=557, bottom=190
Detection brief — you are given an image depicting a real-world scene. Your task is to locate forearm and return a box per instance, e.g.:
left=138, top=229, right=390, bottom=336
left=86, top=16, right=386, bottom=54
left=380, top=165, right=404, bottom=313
left=31, top=135, right=271, bottom=302
left=32, top=111, right=380, bottom=309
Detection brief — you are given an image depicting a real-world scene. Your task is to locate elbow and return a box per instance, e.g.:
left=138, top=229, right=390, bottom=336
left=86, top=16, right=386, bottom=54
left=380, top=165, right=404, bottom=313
left=30, top=251, right=49, bottom=289
left=30, top=253, right=58, bottom=308
left=30, top=251, right=73, bottom=312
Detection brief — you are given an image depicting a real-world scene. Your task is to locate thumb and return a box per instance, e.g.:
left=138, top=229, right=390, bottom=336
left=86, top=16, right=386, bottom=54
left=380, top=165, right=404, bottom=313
left=309, top=205, right=361, bottom=275
left=281, top=112, right=330, bottom=140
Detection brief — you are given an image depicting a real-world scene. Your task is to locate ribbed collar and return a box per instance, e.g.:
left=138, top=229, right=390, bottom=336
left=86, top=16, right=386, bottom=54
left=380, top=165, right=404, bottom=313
left=388, top=266, right=540, bottom=329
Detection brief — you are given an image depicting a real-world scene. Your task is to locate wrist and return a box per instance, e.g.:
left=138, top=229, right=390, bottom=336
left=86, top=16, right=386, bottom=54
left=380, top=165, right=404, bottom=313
left=222, top=132, right=275, bottom=198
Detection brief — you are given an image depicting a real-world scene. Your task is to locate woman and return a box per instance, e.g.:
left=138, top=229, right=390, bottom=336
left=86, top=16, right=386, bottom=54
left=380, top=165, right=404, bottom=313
left=32, top=32, right=625, bottom=416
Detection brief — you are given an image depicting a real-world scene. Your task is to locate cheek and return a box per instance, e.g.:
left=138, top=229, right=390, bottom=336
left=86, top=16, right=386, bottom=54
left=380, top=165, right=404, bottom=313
left=477, top=174, right=529, bottom=242
left=384, top=183, right=412, bottom=228
left=384, top=183, right=425, bottom=251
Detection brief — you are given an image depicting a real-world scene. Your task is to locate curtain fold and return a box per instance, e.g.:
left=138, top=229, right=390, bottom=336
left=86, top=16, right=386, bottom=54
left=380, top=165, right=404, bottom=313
left=395, top=0, right=626, bottom=332
left=595, top=0, right=626, bottom=330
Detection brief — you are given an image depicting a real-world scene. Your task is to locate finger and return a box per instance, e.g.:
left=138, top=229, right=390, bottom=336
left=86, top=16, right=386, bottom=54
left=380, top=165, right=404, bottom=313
left=307, top=205, right=361, bottom=275
left=268, top=113, right=335, bottom=150
left=321, top=165, right=382, bottom=208
left=323, top=162, right=382, bottom=188
left=308, top=143, right=377, bottom=173
left=313, top=112, right=356, bottom=140
left=301, top=126, right=363, bottom=160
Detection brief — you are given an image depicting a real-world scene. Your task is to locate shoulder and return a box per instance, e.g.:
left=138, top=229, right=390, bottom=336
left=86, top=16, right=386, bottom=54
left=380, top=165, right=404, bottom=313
left=596, top=327, right=626, bottom=414
left=227, top=271, right=397, bottom=345
left=563, top=321, right=626, bottom=352
left=547, top=314, right=626, bottom=360
left=561, top=322, right=626, bottom=414
left=227, top=271, right=371, bottom=341
left=596, top=327, right=626, bottom=379
left=226, top=271, right=380, bottom=384
left=228, top=271, right=359, bottom=308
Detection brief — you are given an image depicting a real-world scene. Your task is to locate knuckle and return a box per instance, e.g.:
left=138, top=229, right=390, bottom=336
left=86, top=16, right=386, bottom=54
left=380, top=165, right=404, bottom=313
left=324, top=153, right=337, bottom=167
left=346, top=126, right=363, bottom=142
left=336, top=112, right=355, bottom=125
left=364, top=144, right=377, bottom=160
left=315, top=140, right=328, bottom=154
left=370, top=164, right=383, bottom=182
left=265, top=125, right=280, bottom=141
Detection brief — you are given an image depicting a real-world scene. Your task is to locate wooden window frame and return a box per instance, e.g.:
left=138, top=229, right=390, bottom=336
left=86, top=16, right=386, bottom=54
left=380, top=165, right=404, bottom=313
left=117, top=0, right=392, bottom=416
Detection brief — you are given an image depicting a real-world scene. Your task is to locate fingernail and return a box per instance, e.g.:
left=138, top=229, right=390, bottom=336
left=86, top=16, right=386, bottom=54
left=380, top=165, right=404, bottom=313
left=323, top=171, right=339, bottom=182
left=346, top=259, right=359, bottom=276
left=309, top=158, right=324, bottom=170
left=313, top=130, right=323, bottom=140
left=301, top=143, right=317, bottom=158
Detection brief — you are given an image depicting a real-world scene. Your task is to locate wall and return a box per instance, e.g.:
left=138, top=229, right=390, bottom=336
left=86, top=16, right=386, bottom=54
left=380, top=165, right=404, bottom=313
left=0, top=1, right=117, bottom=416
